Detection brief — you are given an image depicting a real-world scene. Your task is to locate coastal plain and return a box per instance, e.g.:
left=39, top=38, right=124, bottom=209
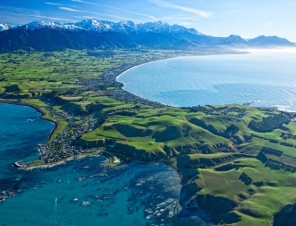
left=1, top=49, right=296, bottom=226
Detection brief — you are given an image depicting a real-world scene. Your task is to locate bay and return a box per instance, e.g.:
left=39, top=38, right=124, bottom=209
left=0, top=104, right=55, bottom=182
left=117, top=49, right=296, bottom=111
left=0, top=104, right=213, bottom=226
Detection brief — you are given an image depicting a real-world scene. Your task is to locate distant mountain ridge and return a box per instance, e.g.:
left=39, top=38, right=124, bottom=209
left=2, top=20, right=204, bottom=35
left=0, top=19, right=294, bottom=52
left=0, top=23, right=13, bottom=32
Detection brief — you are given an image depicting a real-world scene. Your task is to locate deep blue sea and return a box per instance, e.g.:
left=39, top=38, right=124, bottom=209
left=0, top=104, right=213, bottom=226
left=0, top=104, right=54, bottom=182
left=117, top=49, right=296, bottom=111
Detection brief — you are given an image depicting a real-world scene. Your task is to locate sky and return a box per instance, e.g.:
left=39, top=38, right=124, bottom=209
left=0, top=0, right=296, bottom=41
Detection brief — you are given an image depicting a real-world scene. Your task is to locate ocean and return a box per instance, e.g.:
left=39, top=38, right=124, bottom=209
left=0, top=104, right=213, bottom=226
left=117, top=49, right=296, bottom=111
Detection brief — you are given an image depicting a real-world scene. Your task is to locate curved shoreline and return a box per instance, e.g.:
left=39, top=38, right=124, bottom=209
left=1, top=50, right=296, bottom=225
left=0, top=100, right=57, bottom=143
left=116, top=51, right=249, bottom=82
left=114, top=52, right=296, bottom=112
left=115, top=55, right=216, bottom=108
left=115, top=54, right=243, bottom=108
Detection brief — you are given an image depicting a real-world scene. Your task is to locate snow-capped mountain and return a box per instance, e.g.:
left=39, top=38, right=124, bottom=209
left=73, top=19, right=113, bottom=32
left=10, top=19, right=203, bottom=36
left=21, top=21, right=82, bottom=31
left=0, top=23, right=13, bottom=32
left=0, top=19, right=294, bottom=53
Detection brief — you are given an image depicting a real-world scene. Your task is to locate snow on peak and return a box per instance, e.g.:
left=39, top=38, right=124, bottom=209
left=4, top=19, right=203, bottom=36
left=0, top=23, right=12, bottom=32
left=24, top=21, right=62, bottom=30
left=18, top=21, right=81, bottom=31
left=74, top=19, right=115, bottom=32
left=137, top=21, right=170, bottom=33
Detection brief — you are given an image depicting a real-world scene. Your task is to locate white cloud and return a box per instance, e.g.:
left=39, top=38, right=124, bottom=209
left=71, top=1, right=156, bottom=20
left=58, top=5, right=137, bottom=21
left=0, top=5, right=41, bottom=24
left=89, top=12, right=138, bottom=21
left=20, top=14, right=77, bottom=22
left=58, top=9, right=138, bottom=21
left=72, top=0, right=99, bottom=6
left=147, top=0, right=213, bottom=18
left=161, top=15, right=202, bottom=22
left=104, top=5, right=158, bottom=20
left=45, top=2, right=63, bottom=6
left=75, top=15, right=139, bottom=22
left=0, top=3, right=136, bottom=24
left=59, top=7, right=81, bottom=12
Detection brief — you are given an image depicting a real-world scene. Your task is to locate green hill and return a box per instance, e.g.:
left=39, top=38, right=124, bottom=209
left=2, top=50, right=296, bottom=226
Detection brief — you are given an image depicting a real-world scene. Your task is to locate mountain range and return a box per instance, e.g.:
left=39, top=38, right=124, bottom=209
left=0, top=19, right=294, bottom=52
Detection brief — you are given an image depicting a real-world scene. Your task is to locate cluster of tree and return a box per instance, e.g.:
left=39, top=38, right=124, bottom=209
left=248, top=113, right=292, bottom=132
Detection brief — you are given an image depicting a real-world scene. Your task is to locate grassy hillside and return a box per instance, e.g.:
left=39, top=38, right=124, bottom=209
left=78, top=102, right=296, bottom=225
left=1, top=50, right=296, bottom=226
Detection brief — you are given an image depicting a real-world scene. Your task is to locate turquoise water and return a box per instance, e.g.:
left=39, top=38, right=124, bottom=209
left=117, top=49, right=296, bottom=111
left=0, top=104, right=55, bottom=184
left=0, top=104, right=213, bottom=226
